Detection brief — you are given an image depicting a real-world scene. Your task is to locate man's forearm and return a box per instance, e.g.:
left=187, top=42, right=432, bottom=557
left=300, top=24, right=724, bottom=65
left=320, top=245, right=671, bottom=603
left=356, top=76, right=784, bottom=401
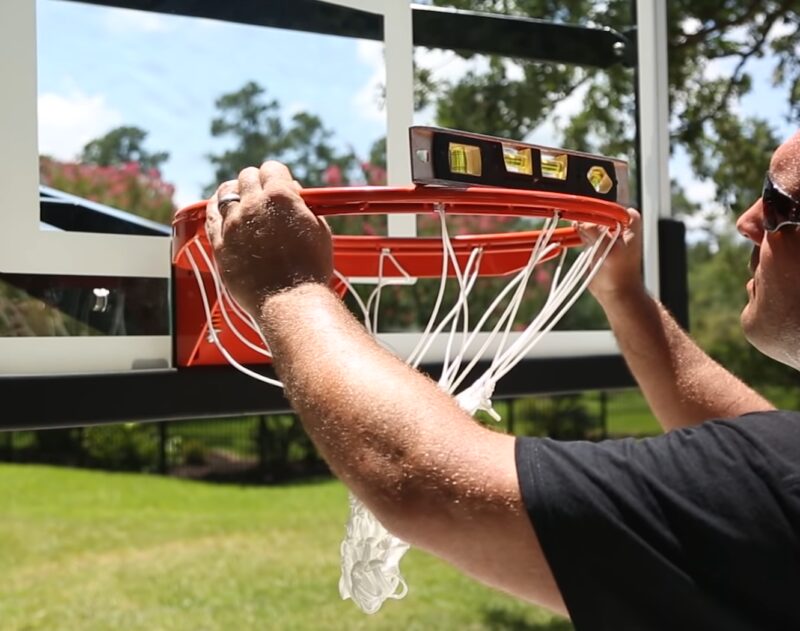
left=599, top=287, right=774, bottom=430
left=207, top=166, right=564, bottom=610
left=258, top=284, right=563, bottom=610
left=257, top=283, right=518, bottom=533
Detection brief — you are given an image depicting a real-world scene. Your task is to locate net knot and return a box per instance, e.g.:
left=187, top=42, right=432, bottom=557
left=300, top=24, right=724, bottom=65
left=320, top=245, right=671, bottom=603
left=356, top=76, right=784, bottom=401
left=339, top=493, right=410, bottom=614
left=455, top=376, right=500, bottom=421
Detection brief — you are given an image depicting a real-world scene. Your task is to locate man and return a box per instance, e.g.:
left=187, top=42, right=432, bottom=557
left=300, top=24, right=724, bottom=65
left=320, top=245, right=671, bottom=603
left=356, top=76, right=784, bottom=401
left=205, top=130, right=800, bottom=630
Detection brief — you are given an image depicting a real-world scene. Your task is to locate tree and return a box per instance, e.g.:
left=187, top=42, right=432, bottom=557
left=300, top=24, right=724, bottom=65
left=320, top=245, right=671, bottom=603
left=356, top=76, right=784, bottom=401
left=204, top=81, right=359, bottom=194
left=206, top=81, right=288, bottom=193
left=426, top=1, right=798, bottom=211
left=411, top=1, right=800, bottom=417
left=283, top=111, right=358, bottom=187
left=80, top=126, right=169, bottom=172
left=40, top=124, right=176, bottom=224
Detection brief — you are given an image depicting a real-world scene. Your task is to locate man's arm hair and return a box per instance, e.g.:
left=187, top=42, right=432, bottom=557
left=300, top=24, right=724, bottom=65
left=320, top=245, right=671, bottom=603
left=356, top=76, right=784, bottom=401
left=207, top=162, right=563, bottom=612
left=598, top=286, right=774, bottom=430
left=585, top=208, right=773, bottom=430
left=259, top=283, right=566, bottom=615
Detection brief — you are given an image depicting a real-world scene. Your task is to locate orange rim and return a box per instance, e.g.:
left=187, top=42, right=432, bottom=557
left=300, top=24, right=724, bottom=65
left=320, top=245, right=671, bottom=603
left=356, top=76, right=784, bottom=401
left=173, top=185, right=627, bottom=278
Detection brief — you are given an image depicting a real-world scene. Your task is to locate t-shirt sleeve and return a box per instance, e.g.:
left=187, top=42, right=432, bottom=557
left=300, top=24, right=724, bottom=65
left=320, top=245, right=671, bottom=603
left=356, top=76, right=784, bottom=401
left=515, top=417, right=800, bottom=631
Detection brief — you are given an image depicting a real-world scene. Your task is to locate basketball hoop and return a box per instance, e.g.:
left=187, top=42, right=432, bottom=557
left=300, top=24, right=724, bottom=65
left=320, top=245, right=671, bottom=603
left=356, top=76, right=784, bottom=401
left=172, top=183, right=629, bottom=614
left=173, top=185, right=627, bottom=363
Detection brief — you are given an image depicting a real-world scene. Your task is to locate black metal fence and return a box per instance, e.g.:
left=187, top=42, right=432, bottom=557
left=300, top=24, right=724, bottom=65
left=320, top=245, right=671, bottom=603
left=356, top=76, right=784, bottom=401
left=0, top=391, right=658, bottom=482
left=0, top=414, right=328, bottom=483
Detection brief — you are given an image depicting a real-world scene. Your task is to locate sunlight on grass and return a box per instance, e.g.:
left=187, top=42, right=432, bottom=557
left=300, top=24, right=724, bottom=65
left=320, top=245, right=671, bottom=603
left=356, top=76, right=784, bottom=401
left=605, top=389, right=661, bottom=436
left=0, top=464, right=572, bottom=630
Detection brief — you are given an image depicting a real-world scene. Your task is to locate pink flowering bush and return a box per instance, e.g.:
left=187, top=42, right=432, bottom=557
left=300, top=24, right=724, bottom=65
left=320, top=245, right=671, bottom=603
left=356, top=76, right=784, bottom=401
left=40, top=157, right=176, bottom=225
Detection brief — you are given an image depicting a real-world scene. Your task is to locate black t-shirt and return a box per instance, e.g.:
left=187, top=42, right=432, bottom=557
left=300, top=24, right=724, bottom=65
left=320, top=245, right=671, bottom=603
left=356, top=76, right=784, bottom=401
left=515, top=410, right=800, bottom=631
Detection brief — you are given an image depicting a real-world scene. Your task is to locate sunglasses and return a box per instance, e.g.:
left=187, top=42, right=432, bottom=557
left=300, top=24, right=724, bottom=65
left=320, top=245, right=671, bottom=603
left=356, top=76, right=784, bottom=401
left=762, top=173, right=800, bottom=232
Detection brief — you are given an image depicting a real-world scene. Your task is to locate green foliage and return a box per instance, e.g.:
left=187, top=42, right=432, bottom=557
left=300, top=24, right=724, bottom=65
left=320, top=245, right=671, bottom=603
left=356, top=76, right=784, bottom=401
left=667, top=2, right=800, bottom=179
left=180, top=439, right=208, bottom=466
left=258, top=415, right=323, bottom=479
left=282, top=111, right=356, bottom=186
left=426, top=0, right=800, bottom=406
left=36, top=1, right=800, bottom=445
left=81, top=423, right=157, bottom=472
left=686, top=117, right=779, bottom=213
left=80, top=126, right=169, bottom=172
left=32, top=429, right=82, bottom=463
left=205, top=80, right=291, bottom=195
left=39, top=156, right=176, bottom=225
left=431, top=0, right=799, bottom=209
left=367, top=136, right=387, bottom=170
left=513, top=394, right=604, bottom=440
left=204, top=81, right=359, bottom=195
left=429, top=0, right=636, bottom=166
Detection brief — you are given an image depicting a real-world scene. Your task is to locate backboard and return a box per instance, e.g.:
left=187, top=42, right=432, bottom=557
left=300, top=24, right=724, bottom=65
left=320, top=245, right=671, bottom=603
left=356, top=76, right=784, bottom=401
left=0, top=0, right=684, bottom=428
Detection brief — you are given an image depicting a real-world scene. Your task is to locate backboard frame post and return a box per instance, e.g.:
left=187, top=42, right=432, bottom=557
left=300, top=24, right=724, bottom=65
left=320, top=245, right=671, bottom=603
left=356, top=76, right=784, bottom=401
left=636, top=0, right=671, bottom=299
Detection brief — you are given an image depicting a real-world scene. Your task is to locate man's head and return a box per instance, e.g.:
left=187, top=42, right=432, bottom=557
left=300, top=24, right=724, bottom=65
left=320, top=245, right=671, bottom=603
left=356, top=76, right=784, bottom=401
left=737, top=129, right=800, bottom=369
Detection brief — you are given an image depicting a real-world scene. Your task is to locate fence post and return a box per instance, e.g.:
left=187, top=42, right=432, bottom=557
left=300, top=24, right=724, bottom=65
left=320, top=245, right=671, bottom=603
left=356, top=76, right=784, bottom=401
left=76, top=427, right=85, bottom=467
left=158, top=422, right=168, bottom=474
left=3, top=432, right=12, bottom=462
left=600, top=391, right=608, bottom=439
left=258, top=416, right=268, bottom=478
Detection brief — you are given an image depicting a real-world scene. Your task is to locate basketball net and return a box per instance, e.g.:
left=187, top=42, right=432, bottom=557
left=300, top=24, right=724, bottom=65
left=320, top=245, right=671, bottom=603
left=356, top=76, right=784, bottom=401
left=181, top=199, right=623, bottom=614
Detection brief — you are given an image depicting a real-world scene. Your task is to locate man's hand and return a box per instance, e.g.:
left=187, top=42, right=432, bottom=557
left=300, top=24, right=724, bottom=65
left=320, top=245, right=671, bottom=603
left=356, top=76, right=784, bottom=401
left=205, top=161, right=333, bottom=318
left=581, top=207, right=644, bottom=305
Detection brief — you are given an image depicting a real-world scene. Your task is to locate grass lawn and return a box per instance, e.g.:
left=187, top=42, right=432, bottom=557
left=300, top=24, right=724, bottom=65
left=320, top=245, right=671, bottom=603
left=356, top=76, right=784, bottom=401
left=0, top=464, right=572, bottom=631
left=604, top=390, right=661, bottom=436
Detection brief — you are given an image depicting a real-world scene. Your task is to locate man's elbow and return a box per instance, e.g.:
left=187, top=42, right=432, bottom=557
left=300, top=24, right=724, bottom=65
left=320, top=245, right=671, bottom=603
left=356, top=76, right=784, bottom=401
left=356, top=465, right=463, bottom=548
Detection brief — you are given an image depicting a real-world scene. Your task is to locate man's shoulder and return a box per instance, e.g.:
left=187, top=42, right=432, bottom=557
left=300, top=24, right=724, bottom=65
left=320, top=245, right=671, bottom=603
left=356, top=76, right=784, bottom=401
left=719, top=408, right=800, bottom=424
left=703, top=409, right=800, bottom=447
left=669, top=409, right=800, bottom=479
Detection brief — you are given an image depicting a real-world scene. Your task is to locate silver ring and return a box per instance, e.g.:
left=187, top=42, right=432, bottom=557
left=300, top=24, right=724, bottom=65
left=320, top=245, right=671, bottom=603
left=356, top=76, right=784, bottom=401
left=218, top=193, right=241, bottom=208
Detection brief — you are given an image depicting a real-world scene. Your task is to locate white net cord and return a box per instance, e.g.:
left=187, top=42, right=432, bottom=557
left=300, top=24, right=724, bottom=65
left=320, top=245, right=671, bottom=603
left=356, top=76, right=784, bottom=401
left=337, top=373, right=500, bottom=614
left=338, top=493, right=410, bottom=614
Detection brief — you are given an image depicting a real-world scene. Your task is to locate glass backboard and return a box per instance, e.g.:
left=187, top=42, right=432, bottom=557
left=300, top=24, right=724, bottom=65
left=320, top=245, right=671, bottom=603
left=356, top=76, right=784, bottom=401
left=0, top=0, right=683, bottom=427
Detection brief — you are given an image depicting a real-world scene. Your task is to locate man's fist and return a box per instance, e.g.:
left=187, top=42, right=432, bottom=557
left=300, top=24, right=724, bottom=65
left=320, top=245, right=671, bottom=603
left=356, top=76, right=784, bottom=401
left=580, top=207, right=644, bottom=305
left=205, top=161, right=333, bottom=318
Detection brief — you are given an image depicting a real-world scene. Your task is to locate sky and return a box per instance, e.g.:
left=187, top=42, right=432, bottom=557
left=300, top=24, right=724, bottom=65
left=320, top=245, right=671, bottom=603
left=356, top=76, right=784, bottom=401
left=35, top=0, right=796, bottom=233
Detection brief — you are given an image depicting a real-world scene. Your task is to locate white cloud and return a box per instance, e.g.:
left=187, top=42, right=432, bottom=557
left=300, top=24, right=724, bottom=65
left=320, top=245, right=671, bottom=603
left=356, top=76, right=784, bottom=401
left=680, top=17, right=703, bottom=36
left=527, top=81, right=592, bottom=148
left=102, top=7, right=170, bottom=34
left=353, top=40, right=386, bottom=123
left=415, top=47, right=490, bottom=84
left=412, top=47, right=586, bottom=147
left=504, top=59, right=525, bottom=82
left=770, top=17, right=797, bottom=39
left=354, top=43, right=497, bottom=125
left=703, top=56, right=736, bottom=82
left=412, top=48, right=491, bottom=126
left=38, top=89, right=123, bottom=160
left=684, top=178, right=716, bottom=204
left=173, top=181, right=203, bottom=210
